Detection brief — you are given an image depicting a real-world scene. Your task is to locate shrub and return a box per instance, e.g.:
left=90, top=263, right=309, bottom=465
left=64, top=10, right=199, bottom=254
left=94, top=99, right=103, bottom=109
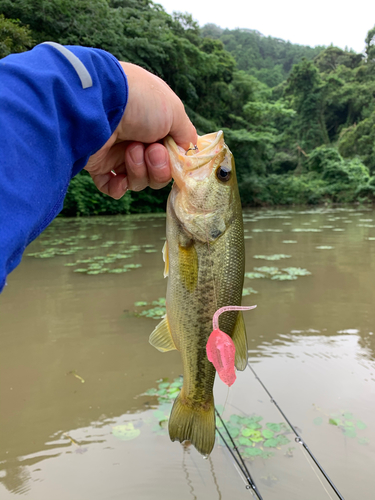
left=62, top=171, right=132, bottom=216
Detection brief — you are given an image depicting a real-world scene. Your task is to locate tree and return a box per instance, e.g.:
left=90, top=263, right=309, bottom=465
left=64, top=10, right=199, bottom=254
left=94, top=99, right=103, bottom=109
left=365, top=25, right=375, bottom=62
left=284, top=58, right=329, bottom=150
left=0, top=13, right=33, bottom=58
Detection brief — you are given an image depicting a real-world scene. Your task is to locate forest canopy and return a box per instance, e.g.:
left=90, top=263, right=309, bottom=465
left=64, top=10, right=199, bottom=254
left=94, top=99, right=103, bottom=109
left=1, top=0, right=375, bottom=214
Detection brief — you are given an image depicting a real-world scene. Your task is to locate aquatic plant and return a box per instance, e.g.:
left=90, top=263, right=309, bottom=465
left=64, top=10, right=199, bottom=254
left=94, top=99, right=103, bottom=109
left=245, top=266, right=312, bottom=281
left=242, top=287, right=259, bottom=296
left=313, top=409, right=369, bottom=446
left=140, top=378, right=293, bottom=459
left=134, top=298, right=166, bottom=319
left=112, top=423, right=141, bottom=441
left=216, top=414, right=292, bottom=459
left=253, top=254, right=291, bottom=261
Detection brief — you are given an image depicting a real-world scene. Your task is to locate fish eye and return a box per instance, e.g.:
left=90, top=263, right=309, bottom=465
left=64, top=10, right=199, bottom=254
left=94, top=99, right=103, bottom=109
left=216, top=166, right=231, bottom=182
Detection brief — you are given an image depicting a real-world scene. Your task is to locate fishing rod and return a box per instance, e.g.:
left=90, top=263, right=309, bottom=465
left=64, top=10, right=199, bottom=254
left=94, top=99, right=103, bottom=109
left=215, top=408, right=264, bottom=499
left=247, top=362, right=345, bottom=500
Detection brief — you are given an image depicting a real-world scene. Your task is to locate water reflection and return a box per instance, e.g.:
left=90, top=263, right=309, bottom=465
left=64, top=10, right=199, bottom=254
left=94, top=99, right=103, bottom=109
left=1, top=207, right=375, bottom=499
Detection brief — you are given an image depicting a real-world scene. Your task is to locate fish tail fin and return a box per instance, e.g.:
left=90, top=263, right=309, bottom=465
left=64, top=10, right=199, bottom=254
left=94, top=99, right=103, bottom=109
left=168, top=389, right=215, bottom=456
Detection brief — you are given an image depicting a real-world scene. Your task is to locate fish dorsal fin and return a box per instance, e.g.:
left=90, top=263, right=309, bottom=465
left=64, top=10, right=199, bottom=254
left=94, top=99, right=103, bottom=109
left=162, top=241, right=169, bottom=278
left=149, top=316, right=176, bottom=352
left=232, top=311, right=248, bottom=371
left=178, top=243, right=198, bottom=293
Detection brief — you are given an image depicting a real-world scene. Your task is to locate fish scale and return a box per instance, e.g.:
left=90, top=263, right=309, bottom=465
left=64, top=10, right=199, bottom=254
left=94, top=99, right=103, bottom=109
left=149, top=131, right=248, bottom=456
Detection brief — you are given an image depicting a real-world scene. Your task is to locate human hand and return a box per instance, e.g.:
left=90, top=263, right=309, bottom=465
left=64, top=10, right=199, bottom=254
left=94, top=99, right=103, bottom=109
left=84, top=62, right=197, bottom=199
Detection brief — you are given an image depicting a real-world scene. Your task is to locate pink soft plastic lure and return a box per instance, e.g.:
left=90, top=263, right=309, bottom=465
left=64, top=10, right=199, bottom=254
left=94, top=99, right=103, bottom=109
left=206, top=305, right=257, bottom=387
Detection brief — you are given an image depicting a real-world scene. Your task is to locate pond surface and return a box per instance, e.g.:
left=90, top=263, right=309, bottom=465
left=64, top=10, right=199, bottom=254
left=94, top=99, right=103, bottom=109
left=1, top=207, right=375, bottom=500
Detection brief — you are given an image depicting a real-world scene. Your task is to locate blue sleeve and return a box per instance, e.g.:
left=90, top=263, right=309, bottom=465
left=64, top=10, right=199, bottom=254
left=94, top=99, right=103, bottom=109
left=0, top=43, right=128, bottom=293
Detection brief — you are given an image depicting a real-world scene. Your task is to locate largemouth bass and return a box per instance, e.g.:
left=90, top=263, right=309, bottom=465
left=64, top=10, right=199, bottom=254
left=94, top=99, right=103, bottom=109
left=149, top=130, right=248, bottom=456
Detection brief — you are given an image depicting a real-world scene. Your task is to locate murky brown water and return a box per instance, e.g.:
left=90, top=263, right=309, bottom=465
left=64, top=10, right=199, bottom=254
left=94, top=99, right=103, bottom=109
left=1, top=207, right=375, bottom=499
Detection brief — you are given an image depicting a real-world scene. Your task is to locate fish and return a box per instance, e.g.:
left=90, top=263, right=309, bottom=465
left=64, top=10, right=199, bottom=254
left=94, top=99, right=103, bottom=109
left=149, top=130, right=249, bottom=456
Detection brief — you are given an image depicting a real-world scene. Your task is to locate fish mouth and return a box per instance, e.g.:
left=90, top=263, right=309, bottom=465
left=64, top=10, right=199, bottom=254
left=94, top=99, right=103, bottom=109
left=164, top=131, right=224, bottom=174
left=165, top=131, right=223, bottom=159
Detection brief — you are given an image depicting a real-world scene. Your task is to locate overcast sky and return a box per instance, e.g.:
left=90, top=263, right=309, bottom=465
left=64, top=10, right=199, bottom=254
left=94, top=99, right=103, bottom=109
left=157, top=0, right=375, bottom=53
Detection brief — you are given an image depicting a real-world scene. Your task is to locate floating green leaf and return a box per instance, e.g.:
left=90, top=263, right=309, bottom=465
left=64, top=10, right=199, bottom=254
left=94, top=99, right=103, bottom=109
left=253, top=254, right=291, bottom=261
left=276, top=435, right=290, bottom=446
left=254, top=266, right=280, bottom=274
left=262, top=429, right=274, bottom=439
left=242, top=287, right=258, bottom=296
left=329, top=418, right=341, bottom=426
left=343, top=428, right=356, bottom=438
left=112, top=423, right=140, bottom=441
left=263, top=438, right=279, bottom=448
left=271, top=274, right=297, bottom=280
left=282, top=267, right=312, bottom=276
left=356, top=420, right=367, bottom=430
left=243, top=447, right=263, bottom=457
left=313, top=417, right=323, bottom=426
left=242, top=428, right=255, bottom=437
left=238, top=436, right=251, bottom=446
left=266, top=423, right=281, bottom=432
left=244, top=272, right=266, bottom=279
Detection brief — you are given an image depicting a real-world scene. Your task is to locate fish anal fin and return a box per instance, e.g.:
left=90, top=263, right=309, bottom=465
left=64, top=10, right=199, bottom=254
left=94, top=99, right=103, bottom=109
left=168, top=389, right=215, bottom=456
left=149, top=316, right=176, bottom=352
left=232, top=311, right=248, bottom=371
left=162, top=241, right=169, bottom=278
left=178, top=243, right=198, bottom=293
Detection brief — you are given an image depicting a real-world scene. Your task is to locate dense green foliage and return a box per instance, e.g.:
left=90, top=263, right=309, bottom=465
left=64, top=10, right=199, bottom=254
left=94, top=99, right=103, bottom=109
left=1, top=0, right=375, bottom=214
left=202, top=24, right=324, bottom=87
left=0, top=13, right=33, bottom=57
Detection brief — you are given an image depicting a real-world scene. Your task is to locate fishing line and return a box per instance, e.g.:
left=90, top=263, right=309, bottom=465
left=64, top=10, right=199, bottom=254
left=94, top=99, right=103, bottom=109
left=247, top=362, right=345, bottom=500
left=298, top=442, right=334, bottom=500
left=215, top=408, right=264, bottom=500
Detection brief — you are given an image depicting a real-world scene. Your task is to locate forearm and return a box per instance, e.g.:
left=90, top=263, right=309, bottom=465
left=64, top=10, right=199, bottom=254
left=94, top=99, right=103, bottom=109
left=0, top=43, right=128, bottom=292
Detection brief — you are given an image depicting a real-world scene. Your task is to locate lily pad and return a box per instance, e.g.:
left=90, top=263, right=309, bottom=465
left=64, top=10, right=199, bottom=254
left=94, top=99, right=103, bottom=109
left=244, top=272, right=266, bottom=279
left=271, top=274, right=297, bottom=280
left=242, top=287, right=258, bottom=296
left=254, top=266, right=280, bottom=275
left=282, top=267, right=311, bottom=276
left=262, top=429, right=274, bottom=439
left=243, top=447, right=263, bottom=457
left=263, top=438, right=279, bottom=448
left=112, top=423, right=140, bottom=441
left=253, top=254, right=291, bottom=261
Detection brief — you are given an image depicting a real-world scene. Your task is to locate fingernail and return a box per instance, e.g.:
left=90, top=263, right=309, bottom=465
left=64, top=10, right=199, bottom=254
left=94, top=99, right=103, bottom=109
left=148, top=147, right=168, bottom=168
left=129, top=145, right=143, bottom=165
left=122, top=178, right=128, bottom=192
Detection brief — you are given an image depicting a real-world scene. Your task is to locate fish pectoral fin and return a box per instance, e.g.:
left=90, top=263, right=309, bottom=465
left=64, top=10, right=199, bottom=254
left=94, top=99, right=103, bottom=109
left=232, top=311, right=248, bottom=371
left=149, top=316, right=176, bottom=352
left=162, top=240, right=169, bottom=278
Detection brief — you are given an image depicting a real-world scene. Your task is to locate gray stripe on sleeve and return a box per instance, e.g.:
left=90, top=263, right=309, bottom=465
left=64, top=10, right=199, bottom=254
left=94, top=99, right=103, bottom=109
left=42, top=42, right=93, bottom=89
